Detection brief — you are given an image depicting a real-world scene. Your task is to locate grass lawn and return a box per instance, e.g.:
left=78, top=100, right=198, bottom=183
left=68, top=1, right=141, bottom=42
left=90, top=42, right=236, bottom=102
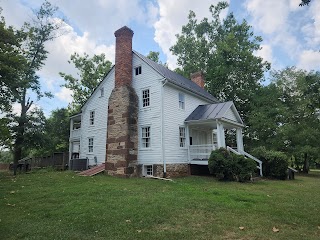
left=0, top=170, right=319, bottom=240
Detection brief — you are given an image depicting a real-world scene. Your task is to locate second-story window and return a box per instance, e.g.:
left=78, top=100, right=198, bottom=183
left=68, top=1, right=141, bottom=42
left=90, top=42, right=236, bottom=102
left=142, top=89, right=150, bottom=107
left=89, top=111, right=95, bottom=125
left=135, top=66, right=142, bottom=75
left=179, top=93, right=185, bottom=110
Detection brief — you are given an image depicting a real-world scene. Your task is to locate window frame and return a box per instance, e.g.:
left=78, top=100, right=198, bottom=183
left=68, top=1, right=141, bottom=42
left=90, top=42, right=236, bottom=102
left=179, top=92, right=185, bottom=110
left=89, top=110, right=95, bottom=125
left=135, top=66, right=142, bottom=75
left=141, top=126, right=151, bottom=148
left=88, top=137, right=94, bottom=153
left=100, top=87, right=104, bottom=97
left=179, top=126, right=186, bottom=148
left=142, top=88, right=150, bottom=108
left=144, top=165, right=153, bottom=176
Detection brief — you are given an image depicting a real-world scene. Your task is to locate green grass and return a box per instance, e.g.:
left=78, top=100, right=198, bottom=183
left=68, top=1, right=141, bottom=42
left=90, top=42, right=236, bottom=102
left=0, top=170, right=319, bottom=240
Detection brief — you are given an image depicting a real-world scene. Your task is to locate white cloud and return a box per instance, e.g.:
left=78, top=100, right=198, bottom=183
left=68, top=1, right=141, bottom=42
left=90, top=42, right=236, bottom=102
left=154, top=0, right=228, bottom=69
left=55, top=87, right=73, bottom=104
left=244, top=0, right=292, bottom=35
left=255, top=44, right=273, bottom=64
left=297, top=50, right=320, bottom=71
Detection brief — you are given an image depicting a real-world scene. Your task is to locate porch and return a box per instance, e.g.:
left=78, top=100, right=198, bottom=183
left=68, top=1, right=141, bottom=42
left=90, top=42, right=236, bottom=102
left=185, top=101, right=262, bottom=176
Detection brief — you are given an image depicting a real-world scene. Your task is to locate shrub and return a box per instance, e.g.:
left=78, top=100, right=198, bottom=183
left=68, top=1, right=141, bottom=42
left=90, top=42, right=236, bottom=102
left=208, top=148, right=256, bottom=182
left=252, top=147, right=288, bottom=180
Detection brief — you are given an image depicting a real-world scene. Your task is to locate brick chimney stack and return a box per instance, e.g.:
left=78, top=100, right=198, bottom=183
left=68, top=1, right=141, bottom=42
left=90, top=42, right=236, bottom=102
left=190, top=71, right=205, bottom=89
left=105, top=26, right=138, bottom=177
left=114, top=26, right=134, bottom=87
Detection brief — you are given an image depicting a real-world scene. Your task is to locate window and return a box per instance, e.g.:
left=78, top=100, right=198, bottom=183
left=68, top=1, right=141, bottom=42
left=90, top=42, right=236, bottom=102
left=179, top=127, right=186, bottom=147
left=100, top=87, right=104, bottom=97
left=142, top=89, right=150, bottom=107
left=89, top=111, right=95, bottom=125
left=135, top=66, right=142, bottom=75
left=88, top=138, right=93, bottom=153
left=179, top=93, right=185, bottom=109
left=145, top=165, right=153, bottom=176
left=142, top=126, right=151, bottom=148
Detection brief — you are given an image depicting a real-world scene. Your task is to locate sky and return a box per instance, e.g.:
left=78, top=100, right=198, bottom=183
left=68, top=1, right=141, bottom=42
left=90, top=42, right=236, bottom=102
left=1, top=0, right=320, bottom=116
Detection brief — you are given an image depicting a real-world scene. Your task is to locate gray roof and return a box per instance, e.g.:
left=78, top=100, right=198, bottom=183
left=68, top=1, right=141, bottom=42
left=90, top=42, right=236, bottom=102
left=185, top=101, right=238, bottom=122
left=133, top=50, right=218, bottom=102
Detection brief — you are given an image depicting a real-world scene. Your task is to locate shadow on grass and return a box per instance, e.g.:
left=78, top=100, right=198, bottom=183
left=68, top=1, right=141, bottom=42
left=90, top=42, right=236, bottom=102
left=297, top=169, right=320, bottom=179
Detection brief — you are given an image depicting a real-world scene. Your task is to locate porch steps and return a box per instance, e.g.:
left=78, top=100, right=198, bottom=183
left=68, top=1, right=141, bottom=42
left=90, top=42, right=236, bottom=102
left=78, top=164, right=105, bottom=176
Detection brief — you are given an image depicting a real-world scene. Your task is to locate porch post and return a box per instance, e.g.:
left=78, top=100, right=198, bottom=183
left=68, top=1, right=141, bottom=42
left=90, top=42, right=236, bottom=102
left=186, top=124, right=190, bottom=162
left=236, top=128, right=244, bottom=152
left=216, top=121, right=226, bottom=149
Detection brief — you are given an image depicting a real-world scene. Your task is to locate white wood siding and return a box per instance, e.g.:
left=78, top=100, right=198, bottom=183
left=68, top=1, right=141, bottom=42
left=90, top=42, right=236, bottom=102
left=224, top=107, right=238, bottom=122
left=132, top=54, right=163, bottom=165
left=79, top=68, right=115, bottom=165
left=163, top=84, right=211, bottom=164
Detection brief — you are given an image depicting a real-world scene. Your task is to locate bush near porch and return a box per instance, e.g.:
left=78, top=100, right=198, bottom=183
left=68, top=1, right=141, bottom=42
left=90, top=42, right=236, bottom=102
left=208, top=148, right=256, bottom=182
left=252, top=147, right=288, bottom=180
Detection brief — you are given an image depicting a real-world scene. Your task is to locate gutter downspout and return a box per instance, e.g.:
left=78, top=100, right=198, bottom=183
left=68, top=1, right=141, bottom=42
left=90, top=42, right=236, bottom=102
left=161, top=79, right=168, bottom=177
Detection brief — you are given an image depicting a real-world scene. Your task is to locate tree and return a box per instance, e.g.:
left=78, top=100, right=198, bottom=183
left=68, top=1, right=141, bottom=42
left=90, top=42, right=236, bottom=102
left=170, top=2, right=270, bottom=120
left=0, top=8, right=26, bottom=112
left=0, top=1, right=64, bottom=175
left=270, top=67, right=320, bottom=172
left=299, top=0, right=312, bottom=6
left=60, top=52, right=112, bottom=112
left=146, top=50, right=168, bottom=67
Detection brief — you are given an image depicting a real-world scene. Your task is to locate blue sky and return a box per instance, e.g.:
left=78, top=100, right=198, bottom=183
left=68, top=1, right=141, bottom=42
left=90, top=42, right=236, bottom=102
left=1, top=0, right=319, bottom=116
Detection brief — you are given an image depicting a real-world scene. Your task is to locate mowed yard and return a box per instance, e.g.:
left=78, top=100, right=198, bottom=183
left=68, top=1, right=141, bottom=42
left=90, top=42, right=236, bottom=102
left=0, top=170, right=319, bottom=240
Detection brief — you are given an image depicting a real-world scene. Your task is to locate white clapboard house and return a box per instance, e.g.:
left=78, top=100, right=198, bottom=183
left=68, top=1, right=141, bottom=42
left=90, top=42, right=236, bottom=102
left=69, top=26, right=262, bottom=177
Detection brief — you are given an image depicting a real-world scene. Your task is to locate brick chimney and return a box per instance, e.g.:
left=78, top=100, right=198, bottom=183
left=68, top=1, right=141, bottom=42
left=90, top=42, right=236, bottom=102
left=190, top=71, right=205, bottom=88
left=114, top=26, right=134, bottom=87
left=105, top=26, right=138, bottom=177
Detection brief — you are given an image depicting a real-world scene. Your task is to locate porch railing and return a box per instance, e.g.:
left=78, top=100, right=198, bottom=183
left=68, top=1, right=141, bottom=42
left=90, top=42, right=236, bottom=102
left=188, top=144, right=216, bottom=162
left=227, top=146, right=263, bottom=177
left=71, top=129, right=81, bottom=139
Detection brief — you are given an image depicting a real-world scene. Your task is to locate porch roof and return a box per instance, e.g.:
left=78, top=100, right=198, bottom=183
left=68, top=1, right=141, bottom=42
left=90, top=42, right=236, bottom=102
left=185, top=101, right=244, bottom=126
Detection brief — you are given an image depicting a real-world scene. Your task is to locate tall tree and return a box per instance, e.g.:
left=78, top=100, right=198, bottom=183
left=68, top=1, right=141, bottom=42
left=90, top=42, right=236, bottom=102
left=272, top=67, right=320, bottom=172
left=0, top=8, right=26, bottom=112
left=0, top=1, right=64, bottom=175
left=60, top=52, right=112, bottom=112
left=170, top=2, right=270, bottom=120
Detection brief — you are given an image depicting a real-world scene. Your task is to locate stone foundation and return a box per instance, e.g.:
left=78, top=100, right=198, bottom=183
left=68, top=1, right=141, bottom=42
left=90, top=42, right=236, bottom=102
left=152, top=163, right=189, bottom=178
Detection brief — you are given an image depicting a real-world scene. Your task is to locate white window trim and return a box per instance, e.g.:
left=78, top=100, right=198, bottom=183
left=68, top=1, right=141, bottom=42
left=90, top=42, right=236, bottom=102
left=179, top=126, right=186, bottom=148
left=134, top=66, right=142, bottom=76
left=141, top=126, right=151, bottom=149
left=141, top=88, right=150, bottom=109
left=144, top=165, right=153, bottom=176
left=88, top=137, right=94, bottom=154
left=89, top=110, right=95, bottom=126
left=179, top=92, right=185, bottom=110
left=100, top=87, right=104, bottom=97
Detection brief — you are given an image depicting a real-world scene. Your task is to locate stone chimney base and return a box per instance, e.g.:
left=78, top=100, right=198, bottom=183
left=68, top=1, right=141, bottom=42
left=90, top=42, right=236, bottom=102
left=105, top=85, right=138, bottom=177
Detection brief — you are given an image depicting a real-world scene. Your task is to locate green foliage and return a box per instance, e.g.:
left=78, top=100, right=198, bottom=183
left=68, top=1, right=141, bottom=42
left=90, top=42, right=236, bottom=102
left=252, top=147, right=288, bottom=180
left=60, top=52, right=112, bottom=112
left=0, top=150, right=13, bottom=163
left=0, top=1, right=64, bottom=175
left=208, top=148, right=256, bottom=182
left=170, top=2, right=270, bottom=120
left=146, top=50, right=168, bottom=67
left=299, top=0, right=312, bottom=6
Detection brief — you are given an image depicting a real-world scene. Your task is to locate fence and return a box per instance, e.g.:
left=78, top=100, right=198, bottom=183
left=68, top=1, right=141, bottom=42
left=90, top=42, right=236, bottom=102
left=11, top=152, right=69, bottom=171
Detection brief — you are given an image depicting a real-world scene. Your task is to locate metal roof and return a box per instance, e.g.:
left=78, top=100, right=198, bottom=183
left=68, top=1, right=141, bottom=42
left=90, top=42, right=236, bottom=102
left=185, top=101, right=242, bottom=124
left=133, top=50, right=218, bottom=102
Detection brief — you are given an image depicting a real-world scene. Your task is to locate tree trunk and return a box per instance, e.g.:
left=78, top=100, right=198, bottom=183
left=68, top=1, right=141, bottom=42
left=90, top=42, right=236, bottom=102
left=303, top=152, right=309, bottom=174
left=13, top=101, right=27, bottom=175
